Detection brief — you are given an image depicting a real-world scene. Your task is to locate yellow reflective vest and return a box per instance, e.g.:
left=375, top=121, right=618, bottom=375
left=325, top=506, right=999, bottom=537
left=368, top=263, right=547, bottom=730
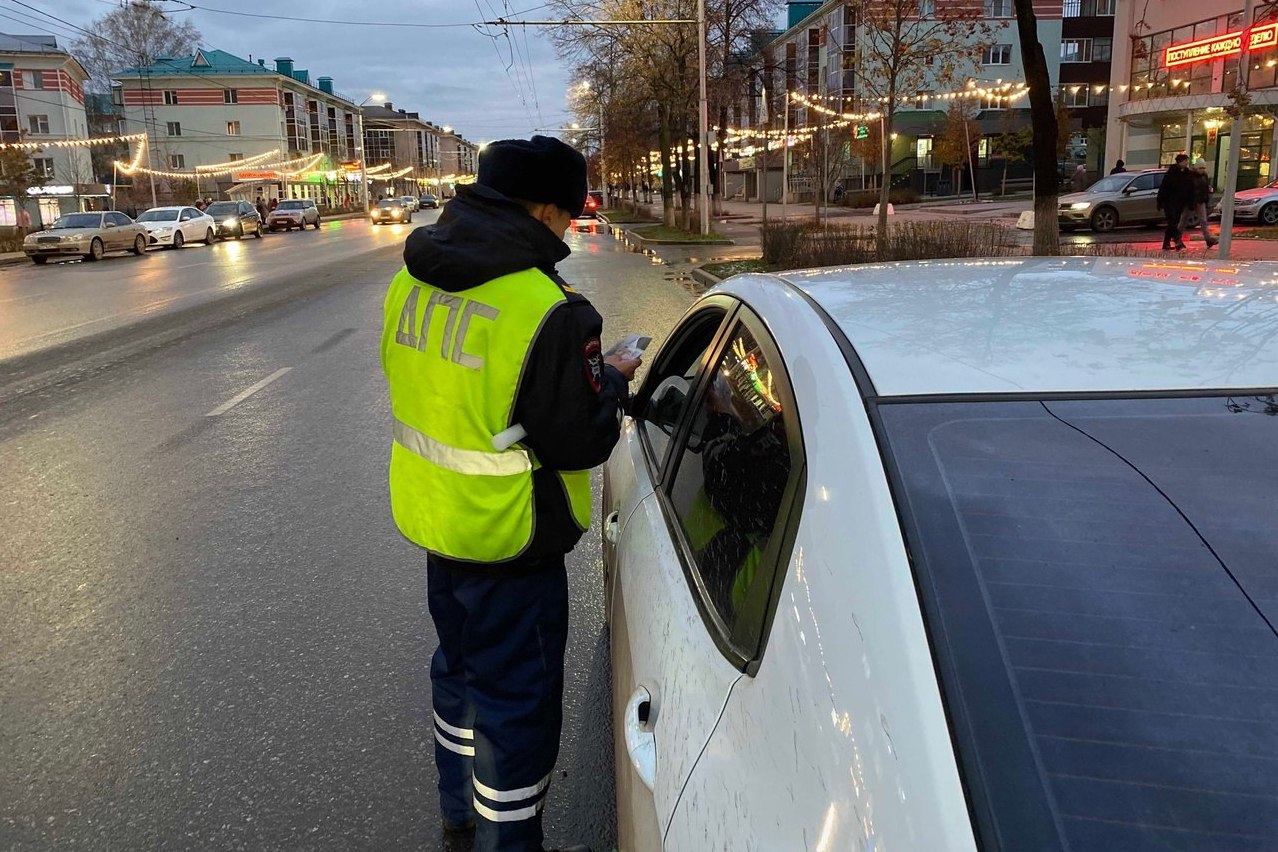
left=381, top=265, right=592, bottom=563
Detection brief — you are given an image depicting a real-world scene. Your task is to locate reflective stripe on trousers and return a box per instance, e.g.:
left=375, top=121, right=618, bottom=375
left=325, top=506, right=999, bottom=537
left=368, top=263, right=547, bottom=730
left=394, top=418, right=530, bottom=476
left=472, top=772, right=552, bottom=823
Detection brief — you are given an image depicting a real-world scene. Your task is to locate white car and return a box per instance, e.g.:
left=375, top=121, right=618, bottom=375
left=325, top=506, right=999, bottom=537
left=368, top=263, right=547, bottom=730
left=399, top=195, right=420, bottom=212
left=1215, top=178, right=1278, bottom=225
left=135, top=205, right=218, bottom=248
left=603, top=258, right=1278, bottom=851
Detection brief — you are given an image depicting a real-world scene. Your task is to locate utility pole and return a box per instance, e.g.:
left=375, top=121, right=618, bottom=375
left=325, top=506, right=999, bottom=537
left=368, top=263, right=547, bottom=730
left=696, top=0, right=711, bottom=235
left=1219, top=0, right=1257, bottom=259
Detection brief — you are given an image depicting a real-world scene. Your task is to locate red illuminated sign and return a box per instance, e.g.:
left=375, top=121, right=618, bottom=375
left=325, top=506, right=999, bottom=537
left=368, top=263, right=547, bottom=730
left=1164, top=22, right=1278, bottom=68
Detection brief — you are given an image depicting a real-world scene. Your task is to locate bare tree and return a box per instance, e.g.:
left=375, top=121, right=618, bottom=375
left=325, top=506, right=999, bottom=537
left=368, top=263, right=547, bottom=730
left=71, top=1, right=202, bottom=91
left=857, top=0, right=987, bottom=248
left=933, top=101, right=980, bottom=198
left=1012, top=0, right=1060, bottom=254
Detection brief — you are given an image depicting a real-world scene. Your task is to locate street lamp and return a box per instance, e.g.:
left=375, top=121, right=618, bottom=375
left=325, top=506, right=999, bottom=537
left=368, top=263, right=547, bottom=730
left=358, top=92, right=386, bottom=212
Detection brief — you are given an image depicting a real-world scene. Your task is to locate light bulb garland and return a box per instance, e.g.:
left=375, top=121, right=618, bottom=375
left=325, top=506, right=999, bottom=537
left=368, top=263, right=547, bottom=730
left=0, top=132, right=147, bottom=151
left=196, top=149, right=280, bottom=172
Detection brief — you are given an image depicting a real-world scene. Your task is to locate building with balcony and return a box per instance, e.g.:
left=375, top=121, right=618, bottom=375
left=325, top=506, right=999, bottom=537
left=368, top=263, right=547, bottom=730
left=439, top=130, right=479, bottom=192
left=0, top=34, right=97, bottom=227
left=360, top=102, right=443, bottom=198
left=735, top=0, right=1065, bottom=200
left=1060, top=0, right=1117, bottom=168
left=113, top=50, right=364, bottom=206
left=1104, top=0, right=1278, bottom=192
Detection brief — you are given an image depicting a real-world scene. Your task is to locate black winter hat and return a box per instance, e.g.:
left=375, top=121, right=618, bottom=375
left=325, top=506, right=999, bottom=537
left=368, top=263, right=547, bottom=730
left=477, top=135, right=588, bottom=217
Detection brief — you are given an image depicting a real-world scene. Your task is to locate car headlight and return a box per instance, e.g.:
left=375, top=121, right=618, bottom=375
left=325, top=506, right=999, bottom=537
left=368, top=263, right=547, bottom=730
left=223, top=217, right=237, bottom=227
left=65, top=234, right=86, bottom=241
left=155, top=226, right=173, bottom=232
left=1070, top=202, right=1092, bottom=210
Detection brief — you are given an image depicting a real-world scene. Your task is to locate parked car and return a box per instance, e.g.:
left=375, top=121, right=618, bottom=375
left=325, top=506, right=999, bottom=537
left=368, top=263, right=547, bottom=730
left=418, top=194, right=440, bottom=209
left=204, top=200, right=264, bottom=239
left=579, top=190, right=604, bottom=219
left=602, top=258, right=1278, bottom=851
left=370, top=199, right=411, bottom=225
left=136, top=205, right=218, bottom=248
left=1214, top=177, right=1278, bottom=224
left=23, top=211, right=148, bottom=264
left=267, top=198, right=321, bottom=231
left=1057, top=168, right=1165, bottom=232
left=398, top=195, right=420, bottom=212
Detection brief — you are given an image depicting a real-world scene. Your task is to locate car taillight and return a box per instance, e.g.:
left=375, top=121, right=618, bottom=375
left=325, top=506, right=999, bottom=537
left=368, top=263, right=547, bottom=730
left=587, top=198, right=597, bottom=208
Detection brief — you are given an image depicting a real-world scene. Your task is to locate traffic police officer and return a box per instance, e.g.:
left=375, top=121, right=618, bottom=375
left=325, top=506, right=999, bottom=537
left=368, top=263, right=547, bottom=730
left=380, top=136, right=639, bottom=852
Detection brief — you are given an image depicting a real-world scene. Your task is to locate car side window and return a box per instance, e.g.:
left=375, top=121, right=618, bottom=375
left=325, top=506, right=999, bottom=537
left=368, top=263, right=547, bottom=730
left=107, top=212, right=129, bottom=226
left=636, top=308, right=728, bottom=477
left=666, top=319, right=796, bottom=658
left=1130, top=174, right=1158, bottom=191
left=180, top=209, right=193, bottom=221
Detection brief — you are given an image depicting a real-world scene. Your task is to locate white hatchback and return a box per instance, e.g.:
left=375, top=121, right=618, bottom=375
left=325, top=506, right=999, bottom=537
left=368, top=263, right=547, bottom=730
left=136, top=205, right=218, bottom=248
left=603, top=258, right=1278, bottom=851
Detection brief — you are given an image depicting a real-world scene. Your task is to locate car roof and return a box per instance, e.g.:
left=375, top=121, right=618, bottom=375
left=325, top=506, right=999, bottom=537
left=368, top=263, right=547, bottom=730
left=743, top=257, right=1278, bottom=396
left=144, top=206, right=185, bottom=212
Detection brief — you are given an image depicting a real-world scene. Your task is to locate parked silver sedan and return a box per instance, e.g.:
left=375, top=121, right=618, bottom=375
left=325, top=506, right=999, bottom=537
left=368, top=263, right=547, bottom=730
left=1057, top=168, right=1165, bottom=232
left=1214, top=178, right=1278, bottom=225
left=23, top=211, right=149, bottom=265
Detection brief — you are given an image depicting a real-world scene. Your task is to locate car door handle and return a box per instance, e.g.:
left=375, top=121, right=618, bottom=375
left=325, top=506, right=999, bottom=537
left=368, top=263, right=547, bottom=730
left=604, top=510, right=620, bottom=545
left=624, top=686, right=657, bottom=792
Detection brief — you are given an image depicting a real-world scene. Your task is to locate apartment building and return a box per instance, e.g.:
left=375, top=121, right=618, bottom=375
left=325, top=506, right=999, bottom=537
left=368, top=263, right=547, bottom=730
left=361, top=102, right=442, bottom=198
left=0, top=34, right=97, bottom=226
left=1059, top=0, right=1118, bottom=166
left=439, top=129, right=478, bottom=193
left=113, top=50, right=364, bottom=205
left=738, top=0, right=1065, bottom=199
left=1104, top=0, right=1278, bottom=192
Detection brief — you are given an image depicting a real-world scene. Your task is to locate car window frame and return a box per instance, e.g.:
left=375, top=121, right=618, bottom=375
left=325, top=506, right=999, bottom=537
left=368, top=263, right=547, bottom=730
left=651, top=304, right=807, bottom=672
left=1130, top=173, right=1159, bottom=191
left=107, top=212, right=130, bottom=227
left=632, top=296, right=738, bottom=486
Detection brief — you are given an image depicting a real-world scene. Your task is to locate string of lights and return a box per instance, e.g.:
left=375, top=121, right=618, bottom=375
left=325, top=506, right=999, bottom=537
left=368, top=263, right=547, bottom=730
left=194, top=149, right=281, bottom=172
left=0, top=132, right=147, bottom=151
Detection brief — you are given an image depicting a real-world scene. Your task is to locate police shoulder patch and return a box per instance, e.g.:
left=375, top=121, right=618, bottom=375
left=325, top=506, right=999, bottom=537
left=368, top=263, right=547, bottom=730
left=584, top=337, right=603, bottom=393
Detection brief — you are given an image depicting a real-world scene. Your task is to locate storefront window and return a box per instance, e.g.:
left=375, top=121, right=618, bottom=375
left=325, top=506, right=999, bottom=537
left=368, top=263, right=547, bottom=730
left=0, top=198, right=15, bottom=227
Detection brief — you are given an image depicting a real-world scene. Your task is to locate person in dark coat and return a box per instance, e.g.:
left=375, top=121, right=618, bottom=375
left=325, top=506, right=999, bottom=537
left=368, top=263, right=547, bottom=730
left=1180, top=158, right=1218, bottom=247
left=1110, top=159, right=1127, bottom=174
left=1157, top=154, right=1193, bottom=251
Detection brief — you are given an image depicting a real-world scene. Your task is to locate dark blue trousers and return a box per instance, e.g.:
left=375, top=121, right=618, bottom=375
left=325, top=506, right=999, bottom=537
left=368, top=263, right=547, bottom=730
left=427, top=556, right=569, bottom=852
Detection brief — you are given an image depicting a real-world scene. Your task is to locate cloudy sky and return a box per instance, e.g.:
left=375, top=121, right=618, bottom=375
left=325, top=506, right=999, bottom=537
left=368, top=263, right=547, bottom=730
left=11, top=0, right=580, bottom=143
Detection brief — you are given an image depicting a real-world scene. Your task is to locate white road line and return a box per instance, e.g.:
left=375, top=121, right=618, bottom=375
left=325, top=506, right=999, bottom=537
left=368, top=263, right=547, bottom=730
left=205, top=367, right=292, bottom=417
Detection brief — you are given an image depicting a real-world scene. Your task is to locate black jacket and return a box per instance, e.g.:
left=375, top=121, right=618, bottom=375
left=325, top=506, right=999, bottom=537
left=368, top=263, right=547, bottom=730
left=402, top=184, right=629, bottom=573
left=1189, top=170, right=1212, bottom=206
left=1157, top=166, right=1193, bottom=213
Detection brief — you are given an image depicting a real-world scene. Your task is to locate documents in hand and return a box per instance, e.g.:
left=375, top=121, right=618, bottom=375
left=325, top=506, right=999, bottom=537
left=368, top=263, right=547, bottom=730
left=605, top=334, right=652, bottom=361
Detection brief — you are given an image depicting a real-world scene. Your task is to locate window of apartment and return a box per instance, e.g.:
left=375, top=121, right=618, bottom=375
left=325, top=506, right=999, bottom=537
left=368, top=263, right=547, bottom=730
left=984, top=0, right=1011, bottom=16
left=918, top=0, right=935, bottom=17
left=168, top=154, right=185, bottom=169
left=224, top=89, right=238, bottom=104
left=980, top=93, right=1006, bottom=110
left=163, top=90, right=178, bottom=105
left=1061, top=38, right=1092, bottom=62
left=1065, top=87, right=1090, bottom=107
left=1093, top=37, right=1113, bottom=61
left=166, top=121, right=181, bottom=136
left=27, top=114, right=48, bottom=134
left=24, top=71, right=44, bottom=89
left=916, top=136, right=934, bottom=168
left=32, top=157, right=53, bottom=178
left=227, top=120, right=241, bottom=136
left=228, top=153, right=244, bottom=161
left=1096, top=0, right=1115, bottom=14
left=983, top=43, right=1013, bottom=64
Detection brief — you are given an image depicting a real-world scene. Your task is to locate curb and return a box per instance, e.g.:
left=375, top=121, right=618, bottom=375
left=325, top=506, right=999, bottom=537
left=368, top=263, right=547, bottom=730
left=623, top=230, right=735, bottom=247
left=690, top=267, right=723, bottom=289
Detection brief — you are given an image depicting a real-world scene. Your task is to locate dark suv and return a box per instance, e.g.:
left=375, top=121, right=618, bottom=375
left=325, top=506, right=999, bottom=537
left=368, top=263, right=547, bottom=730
left=205, top=200, right=264, bottom=239
left=580, top=190, right=604, bottom=219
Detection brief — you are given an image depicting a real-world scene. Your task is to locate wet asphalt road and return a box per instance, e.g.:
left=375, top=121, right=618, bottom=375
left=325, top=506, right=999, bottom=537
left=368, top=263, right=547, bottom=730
left=0, top=219, right=697, bottom=851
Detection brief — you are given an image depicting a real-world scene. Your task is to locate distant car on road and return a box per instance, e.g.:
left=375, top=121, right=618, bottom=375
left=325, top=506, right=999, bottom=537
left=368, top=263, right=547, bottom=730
left=267, top=198, right=321, bottom=231
left=370, top=199, right=411, bottom=225
left=604, top=257, right=1278, bottom=851
left=579, top=190, right=604, bottom=219
left=1214, top=178, right=1278, bottom=225
left=205, top=200, right=264, bottom=239
left=418, top=194, right=439, bottom=209
left=136, top=205, right=218, bottom=249
left=398, top=195, right=420, bottom=212
left=1057, top=168, right=1165, bottom=232
left=23, top=211, right=148, bottom=264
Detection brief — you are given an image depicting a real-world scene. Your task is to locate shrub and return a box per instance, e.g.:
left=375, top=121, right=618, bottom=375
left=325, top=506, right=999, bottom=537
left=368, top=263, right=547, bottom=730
left=760, top=219, right=1020, bottom=268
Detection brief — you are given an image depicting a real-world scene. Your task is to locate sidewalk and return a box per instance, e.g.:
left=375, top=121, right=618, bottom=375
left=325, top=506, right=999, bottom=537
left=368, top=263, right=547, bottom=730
left=611, top=196, right=1278, bottom=262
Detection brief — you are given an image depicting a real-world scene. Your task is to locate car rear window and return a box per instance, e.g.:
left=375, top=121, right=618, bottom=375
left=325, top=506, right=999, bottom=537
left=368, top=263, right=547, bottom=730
left=878, top=395, right=1278, bottom=851
left=277, top=200, right=305, bottom=210
left=206, top=203, right=237, bottom=216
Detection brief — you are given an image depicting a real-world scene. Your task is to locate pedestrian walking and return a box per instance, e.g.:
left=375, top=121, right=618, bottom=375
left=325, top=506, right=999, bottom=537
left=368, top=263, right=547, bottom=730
left=380, top=135, right=639, bottom=852
left=1157, top=153, right=1193, bottom=251
left=16, top=204, right=31, bottom=238
left=1180, top=158, right=1218, bottom=247
left=1110, top=158, right=1127, bottom=175
left=1071, top=164, right=1089, bottom=192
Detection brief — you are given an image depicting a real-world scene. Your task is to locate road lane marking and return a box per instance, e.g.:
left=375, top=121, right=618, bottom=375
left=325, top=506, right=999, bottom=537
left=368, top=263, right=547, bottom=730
left=205, top=367, right=292, bottom=417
